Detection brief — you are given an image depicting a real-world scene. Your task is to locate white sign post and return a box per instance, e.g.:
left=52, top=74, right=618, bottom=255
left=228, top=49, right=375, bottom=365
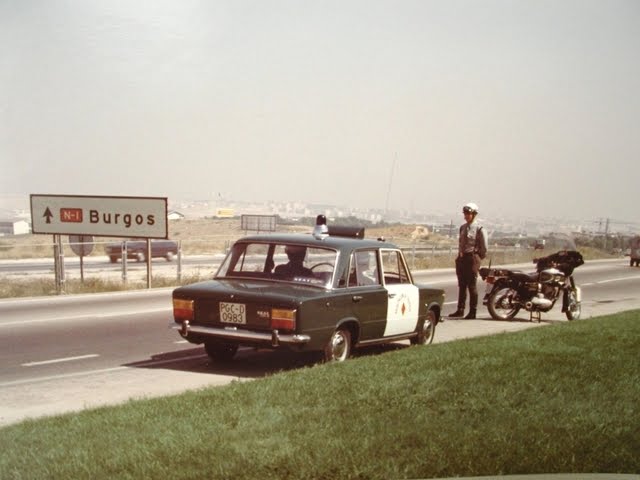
left=30, top=195, right=168, bottom=292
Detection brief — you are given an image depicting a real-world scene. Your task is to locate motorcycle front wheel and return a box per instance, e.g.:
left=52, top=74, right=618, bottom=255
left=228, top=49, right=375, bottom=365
left=565, top=290, right=581, bottom=321
left=487, top=287, right=520, bottom=320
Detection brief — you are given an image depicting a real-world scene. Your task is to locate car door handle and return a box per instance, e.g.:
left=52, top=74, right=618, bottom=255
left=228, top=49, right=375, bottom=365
left=352, top=295, right=363, bottom=302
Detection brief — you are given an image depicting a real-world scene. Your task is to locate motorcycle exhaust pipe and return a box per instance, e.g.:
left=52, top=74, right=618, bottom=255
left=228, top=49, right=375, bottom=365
left=526, top=295, right=553, bottom=310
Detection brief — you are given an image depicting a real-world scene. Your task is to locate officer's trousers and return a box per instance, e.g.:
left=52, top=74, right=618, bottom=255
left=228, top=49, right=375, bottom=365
left=455, top=253, right=480, bottom=312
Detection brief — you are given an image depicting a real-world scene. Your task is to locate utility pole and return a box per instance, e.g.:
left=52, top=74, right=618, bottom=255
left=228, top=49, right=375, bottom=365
left=384, top=154, right=397, bottom=220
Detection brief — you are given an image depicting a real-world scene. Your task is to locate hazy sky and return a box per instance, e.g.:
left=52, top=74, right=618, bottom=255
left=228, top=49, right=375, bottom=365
left=1, top=0, right=638, bottom=223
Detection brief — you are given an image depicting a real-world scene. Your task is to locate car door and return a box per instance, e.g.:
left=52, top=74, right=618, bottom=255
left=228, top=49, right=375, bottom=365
left=345, top=250, right=387, bottom=340
left=380, top=249, right=419, bottom=336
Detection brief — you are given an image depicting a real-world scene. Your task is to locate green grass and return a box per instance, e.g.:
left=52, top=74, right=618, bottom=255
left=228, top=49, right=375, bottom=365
left=1, top=311, right=639, bottom=479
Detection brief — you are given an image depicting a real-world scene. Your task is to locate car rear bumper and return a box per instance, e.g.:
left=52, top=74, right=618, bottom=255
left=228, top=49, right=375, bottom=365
left=171, top=321, right=311, bottom=347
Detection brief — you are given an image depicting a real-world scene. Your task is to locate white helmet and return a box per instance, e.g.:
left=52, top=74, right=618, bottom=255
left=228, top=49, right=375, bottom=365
left=463, top=202, right=479, bottom=214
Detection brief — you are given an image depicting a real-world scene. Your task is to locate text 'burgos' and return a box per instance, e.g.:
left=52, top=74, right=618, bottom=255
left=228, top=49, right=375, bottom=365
left=89, top=210, right=156, bottom=227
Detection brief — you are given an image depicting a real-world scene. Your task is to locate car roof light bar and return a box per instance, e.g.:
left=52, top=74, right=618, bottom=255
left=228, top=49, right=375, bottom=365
left=312, top=214, right=364, bottom=239
left=327, top=226, right=365, bottom=239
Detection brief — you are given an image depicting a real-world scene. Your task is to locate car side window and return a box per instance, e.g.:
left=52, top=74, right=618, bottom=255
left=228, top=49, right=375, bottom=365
left=348, top=250, right=380, bottom=287
left=380, top=249, right=411, bottom=284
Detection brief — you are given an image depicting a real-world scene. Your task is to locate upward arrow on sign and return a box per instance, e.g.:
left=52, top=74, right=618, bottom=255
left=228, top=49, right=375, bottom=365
left=43, top=207, right=53, bottom=224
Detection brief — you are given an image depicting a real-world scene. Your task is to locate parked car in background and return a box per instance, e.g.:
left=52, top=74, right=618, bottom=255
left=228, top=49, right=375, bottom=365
left=104, top=239, right=178, bottom=263
left=171, top=215, right=445, bottom=363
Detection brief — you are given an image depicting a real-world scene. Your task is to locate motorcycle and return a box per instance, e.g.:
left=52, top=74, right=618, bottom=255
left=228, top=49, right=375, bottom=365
left=479, top=250, right=584, bottom=322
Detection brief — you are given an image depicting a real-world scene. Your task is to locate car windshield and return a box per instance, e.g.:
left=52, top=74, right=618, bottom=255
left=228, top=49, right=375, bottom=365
left=216, top=241, right=337, bottom=288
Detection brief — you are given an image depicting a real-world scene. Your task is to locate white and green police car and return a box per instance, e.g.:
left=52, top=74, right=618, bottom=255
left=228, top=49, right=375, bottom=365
left=172, top=216, right=445, bottom=362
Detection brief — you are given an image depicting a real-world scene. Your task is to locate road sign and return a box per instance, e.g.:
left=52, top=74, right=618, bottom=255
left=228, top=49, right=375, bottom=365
left=69, top=235, right=94, bottom=256
left=30, top=194, right=168, bottom=238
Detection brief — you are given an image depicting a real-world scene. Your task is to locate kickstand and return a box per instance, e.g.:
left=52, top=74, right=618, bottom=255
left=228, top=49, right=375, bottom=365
left=530, top=311, right=541, bottom=323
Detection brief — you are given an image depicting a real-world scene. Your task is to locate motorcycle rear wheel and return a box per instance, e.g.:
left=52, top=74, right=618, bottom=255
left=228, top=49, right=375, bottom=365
left=487, top=287, right=520, bottom=320
left=565, top=290, right=581, bottom=321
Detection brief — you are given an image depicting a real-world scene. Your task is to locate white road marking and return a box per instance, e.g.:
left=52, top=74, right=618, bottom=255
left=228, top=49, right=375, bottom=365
left=2, top=366, right=129, bottom=387
left=22, top=354, right=100, bottom=367
left=0, top=308, right=171, bottom=328
left=594, top=275, right=640, bottom=284
left=3, top=353, right=208, bottom=388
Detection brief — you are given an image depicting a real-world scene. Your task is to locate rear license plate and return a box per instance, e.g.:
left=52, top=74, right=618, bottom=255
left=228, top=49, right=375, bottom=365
left=219, top=302, right=247, bottom=324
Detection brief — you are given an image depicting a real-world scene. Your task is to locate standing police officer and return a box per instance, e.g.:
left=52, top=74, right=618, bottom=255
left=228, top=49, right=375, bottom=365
left=449, top=202, right=488, bottom=319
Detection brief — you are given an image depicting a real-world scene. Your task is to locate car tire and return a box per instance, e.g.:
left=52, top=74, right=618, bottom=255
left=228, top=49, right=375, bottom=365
left=324, top=328, right=351, bottom=362
left=411, top=309, right=436, bottom=345
left=204, top=341, right=238, bottom=361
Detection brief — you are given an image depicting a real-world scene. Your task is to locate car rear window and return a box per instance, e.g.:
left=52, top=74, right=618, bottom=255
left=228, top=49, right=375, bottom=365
left=216, top=242, right=337, bottom=288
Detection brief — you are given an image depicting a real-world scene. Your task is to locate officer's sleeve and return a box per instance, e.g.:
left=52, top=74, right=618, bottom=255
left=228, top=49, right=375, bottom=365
left=477, top=227, right=488, bottom=259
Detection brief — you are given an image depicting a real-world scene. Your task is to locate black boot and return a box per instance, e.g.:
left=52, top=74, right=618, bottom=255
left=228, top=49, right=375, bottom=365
left=464, top=310, right=476, bottom=319
left=448, top=310, right=464, bottom=318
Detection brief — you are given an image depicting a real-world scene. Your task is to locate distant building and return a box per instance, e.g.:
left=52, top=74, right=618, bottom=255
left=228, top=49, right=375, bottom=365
left=0, top=219, right=31, bottom=235
left=216, top=208, right=235, bottom=218
left=167, top=210, right=185, bottom=221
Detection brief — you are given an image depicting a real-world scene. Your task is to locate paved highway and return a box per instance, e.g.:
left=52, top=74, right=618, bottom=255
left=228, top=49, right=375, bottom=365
left=1, top=258, right=639, bottom=426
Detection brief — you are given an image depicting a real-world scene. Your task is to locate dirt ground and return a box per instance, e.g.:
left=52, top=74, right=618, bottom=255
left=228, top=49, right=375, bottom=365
left=0, top=218, right=444, bottom=260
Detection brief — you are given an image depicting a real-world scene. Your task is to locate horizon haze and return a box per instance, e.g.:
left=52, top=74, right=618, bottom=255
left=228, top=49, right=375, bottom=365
left=1, top=0, right=639, bottom=224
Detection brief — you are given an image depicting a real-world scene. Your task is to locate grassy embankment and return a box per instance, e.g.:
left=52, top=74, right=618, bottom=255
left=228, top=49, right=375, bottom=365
left=1, top=311, right=638, bottom=479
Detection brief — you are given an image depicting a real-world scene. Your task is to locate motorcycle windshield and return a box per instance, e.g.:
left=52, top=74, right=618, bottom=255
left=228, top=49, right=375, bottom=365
left=543, top=233, right=577, bottom=251
left=533, top=233, right=583, bottom=275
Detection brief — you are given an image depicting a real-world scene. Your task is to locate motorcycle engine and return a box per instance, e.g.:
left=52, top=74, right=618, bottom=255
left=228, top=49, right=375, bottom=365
left=540, top=283, right=559, bottom=301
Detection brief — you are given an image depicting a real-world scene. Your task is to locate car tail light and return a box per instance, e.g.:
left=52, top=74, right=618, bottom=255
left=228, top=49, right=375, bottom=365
left=271, top=308, right=296, bottom=330
left=173, top=299, right=194, bottom=321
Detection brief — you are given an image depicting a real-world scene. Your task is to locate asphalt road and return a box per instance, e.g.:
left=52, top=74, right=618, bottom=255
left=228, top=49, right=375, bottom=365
left=1, top=258, right=639, bottom=427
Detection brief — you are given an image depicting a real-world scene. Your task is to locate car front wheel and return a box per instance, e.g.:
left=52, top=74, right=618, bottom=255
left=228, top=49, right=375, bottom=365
left=324, top=328, right=351, bottom=362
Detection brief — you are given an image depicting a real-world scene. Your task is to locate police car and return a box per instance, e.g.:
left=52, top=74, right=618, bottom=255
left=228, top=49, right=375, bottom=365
left=171, top=215, right=445, bottom=362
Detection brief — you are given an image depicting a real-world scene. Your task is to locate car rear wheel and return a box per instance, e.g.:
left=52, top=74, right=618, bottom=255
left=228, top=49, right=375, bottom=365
left=204, top=341, right=238, bottom=361
left=411, top=309, right=436, bottom=345
left=324, top=328, right=351, bottom=362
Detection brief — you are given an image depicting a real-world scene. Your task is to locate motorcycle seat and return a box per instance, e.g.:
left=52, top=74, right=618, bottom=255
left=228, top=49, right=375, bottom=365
left=511, top=271, right=538, bottom=282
